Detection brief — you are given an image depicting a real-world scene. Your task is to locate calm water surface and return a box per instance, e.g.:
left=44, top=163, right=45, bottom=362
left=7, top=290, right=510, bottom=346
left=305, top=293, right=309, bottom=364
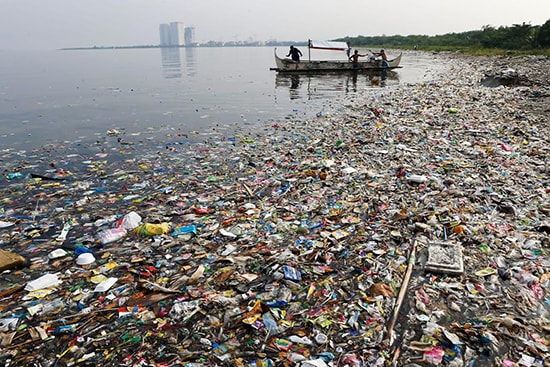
left=0, top=47, right=446, bottom=151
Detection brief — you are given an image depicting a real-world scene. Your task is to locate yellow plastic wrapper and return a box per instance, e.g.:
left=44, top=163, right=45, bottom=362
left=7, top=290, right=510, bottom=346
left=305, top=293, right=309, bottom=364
left=135, top=222, right=170, bottom=237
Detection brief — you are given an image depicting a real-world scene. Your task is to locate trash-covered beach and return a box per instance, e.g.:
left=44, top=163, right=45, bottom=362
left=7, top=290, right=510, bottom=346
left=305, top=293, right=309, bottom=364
left=0, top=53, right=548, bottom=366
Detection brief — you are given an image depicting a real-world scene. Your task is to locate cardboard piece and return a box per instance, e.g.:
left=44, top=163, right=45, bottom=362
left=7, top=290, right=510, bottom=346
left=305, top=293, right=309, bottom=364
left=0, top=250, right=27, bottom=272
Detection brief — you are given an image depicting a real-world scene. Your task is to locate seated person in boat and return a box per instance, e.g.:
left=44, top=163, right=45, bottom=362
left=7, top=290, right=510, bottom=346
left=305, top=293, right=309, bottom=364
left=372, top=49, right=388, bottom=61
left=286, top=45, right=303, bottom=62
left=349, top=50, right=366, bottom=68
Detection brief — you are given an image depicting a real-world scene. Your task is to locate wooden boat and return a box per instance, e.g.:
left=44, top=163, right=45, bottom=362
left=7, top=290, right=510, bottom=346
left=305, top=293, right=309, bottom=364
left=271, top=40, right=402, bottom=72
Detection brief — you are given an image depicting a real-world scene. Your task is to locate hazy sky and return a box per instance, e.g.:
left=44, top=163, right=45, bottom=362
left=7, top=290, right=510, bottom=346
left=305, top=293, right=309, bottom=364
left=1, top=0, right=549, bottom=50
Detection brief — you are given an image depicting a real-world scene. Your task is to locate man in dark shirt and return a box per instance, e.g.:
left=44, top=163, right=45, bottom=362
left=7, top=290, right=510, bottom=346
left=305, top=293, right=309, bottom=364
left=286, top=46, right=303, bottom=62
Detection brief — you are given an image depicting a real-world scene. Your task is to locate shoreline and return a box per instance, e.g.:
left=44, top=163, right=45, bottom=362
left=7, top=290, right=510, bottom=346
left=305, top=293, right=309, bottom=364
left=0, top=54, right=548, bottom=366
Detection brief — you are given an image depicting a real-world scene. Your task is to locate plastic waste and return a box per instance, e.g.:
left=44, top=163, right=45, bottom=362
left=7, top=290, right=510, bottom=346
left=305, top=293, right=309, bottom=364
left=55, top=222, right=71, bottom=242
left=25, top=274, right=61, bottom=291
left=171, top=225, right=197, bottom=236
left=262, top=312, right=279, bottom=337
left=116, top=211, right=142, bottom=230
left=135, top=222, right=170, bottom=236
left=76, top=253, right=96, bottom=265
left=315, top=333, right=328, bottom=344
left=406, top=174, right=428, bottom=183
left=93, top=277, right=117, bottom=292
left=5, top=172, right=23, bottom=180
left=48, top=248, right=67, bottom=260
left=289, top=335, right=313, bottom=345
left=96, top=227, right=127, bottom=244
left=0, top=53, right=548, bottom=366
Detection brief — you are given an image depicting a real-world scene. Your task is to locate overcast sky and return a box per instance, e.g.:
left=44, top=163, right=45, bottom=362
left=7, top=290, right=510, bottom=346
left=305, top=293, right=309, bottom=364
left=1, top=0, right=549, bottom=50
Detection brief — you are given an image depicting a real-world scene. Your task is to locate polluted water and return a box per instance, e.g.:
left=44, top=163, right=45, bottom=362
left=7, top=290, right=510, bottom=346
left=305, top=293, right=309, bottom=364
left=0, top=53, right=548, bottom=366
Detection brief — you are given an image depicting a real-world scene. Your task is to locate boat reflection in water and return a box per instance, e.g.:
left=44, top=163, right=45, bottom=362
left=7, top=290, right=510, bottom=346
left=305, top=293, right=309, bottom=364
left=275, top=69, right=400, bottom=100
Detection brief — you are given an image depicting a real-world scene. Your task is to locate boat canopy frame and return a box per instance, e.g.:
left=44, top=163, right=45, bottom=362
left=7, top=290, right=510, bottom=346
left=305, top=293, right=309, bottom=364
left=307, top=39, right=348, bottom=61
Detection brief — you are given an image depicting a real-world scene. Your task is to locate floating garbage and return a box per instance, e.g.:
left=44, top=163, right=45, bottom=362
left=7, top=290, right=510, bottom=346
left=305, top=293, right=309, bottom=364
left=75, top=252, right=96, bottom=266
left=0, top=53, right=548, bottom=366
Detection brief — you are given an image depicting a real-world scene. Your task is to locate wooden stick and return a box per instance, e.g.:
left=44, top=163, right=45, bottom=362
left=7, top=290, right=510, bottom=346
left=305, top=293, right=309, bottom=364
left=242, top=183, right=254, bottom=197
left=0, top=285, right=24, bottom=299
left=385, top=239, right=416, bottom=346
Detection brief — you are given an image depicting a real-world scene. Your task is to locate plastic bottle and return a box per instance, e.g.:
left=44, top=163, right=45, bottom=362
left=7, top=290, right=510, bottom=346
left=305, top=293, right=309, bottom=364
left=41, top=299, right=66, bottom=316
left=262, top=312, right=279, bottom=337
left=55, top=323, right=78, bottom=334
left=407, top=174, right=428, bottom=183
left=5, top=172, right=23, bottom=180
left=288, top=335, right=313, bottom=345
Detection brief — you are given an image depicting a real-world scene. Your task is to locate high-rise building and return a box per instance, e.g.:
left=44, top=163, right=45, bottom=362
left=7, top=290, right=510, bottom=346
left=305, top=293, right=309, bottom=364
left=184, top=27, right=195, bottom=46
left=159, top=21, right=185, bottom=46
left=169, top=22, right=185, bottom=46
left=159, top=24, right=171, bottom=46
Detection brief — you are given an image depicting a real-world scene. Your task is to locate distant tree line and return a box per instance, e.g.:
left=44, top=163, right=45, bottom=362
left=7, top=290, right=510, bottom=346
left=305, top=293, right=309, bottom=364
left=336, top=19, right=550, bottom=50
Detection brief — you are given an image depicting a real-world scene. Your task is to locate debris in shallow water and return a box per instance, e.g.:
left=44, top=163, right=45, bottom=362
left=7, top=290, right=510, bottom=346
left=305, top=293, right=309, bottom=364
left=0, top=53, right=548, bottom=366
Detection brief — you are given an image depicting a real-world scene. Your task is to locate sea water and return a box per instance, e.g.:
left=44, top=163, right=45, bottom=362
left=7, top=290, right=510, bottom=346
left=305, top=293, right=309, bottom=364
left=0, top=47, right=444, bottom=152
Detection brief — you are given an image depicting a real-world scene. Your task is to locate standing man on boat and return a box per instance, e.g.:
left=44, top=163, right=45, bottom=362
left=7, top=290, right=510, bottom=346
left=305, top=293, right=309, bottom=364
left=372, top=49, right=388, bottom=61
left=349, top=49, right=366, bottom=69
left=286, top=45, right=303, bottom=62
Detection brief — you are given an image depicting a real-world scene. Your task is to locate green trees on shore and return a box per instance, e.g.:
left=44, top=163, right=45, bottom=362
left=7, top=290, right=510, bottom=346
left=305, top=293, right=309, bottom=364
left=534, top=20, right=550, bottom=48
left=337, top=19, right=550, bottom=52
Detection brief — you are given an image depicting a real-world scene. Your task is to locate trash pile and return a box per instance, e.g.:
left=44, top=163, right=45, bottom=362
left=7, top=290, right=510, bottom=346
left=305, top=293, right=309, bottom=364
left=0, top=54, right=548, bottom=367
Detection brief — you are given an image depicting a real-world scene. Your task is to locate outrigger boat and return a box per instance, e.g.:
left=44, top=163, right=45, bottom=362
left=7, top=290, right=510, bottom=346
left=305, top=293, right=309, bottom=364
left=271, top=40, right=402, bottom=72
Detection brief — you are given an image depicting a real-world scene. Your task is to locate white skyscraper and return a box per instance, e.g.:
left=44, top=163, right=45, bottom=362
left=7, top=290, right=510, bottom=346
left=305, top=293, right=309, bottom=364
left=159, top=22, right=185, bottom=46
left=169, top=22, right=185, bottom=46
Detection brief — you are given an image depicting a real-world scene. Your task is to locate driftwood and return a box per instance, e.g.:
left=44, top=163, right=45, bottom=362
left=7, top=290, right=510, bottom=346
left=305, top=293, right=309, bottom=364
left=386, top=239, right=417, bottom=347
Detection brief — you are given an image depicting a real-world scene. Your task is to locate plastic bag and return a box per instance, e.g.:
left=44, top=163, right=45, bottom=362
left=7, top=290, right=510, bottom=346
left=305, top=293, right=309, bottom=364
left=136, top=222, right=170, bottom=237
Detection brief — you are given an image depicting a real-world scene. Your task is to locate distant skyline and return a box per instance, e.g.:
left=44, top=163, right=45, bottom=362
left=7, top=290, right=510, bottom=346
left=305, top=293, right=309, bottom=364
left=1, top=0, right=549, bottom=50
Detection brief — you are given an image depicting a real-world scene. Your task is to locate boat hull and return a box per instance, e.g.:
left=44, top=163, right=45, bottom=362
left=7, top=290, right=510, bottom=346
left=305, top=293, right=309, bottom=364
left=272, top=49, right=402, bottom=72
